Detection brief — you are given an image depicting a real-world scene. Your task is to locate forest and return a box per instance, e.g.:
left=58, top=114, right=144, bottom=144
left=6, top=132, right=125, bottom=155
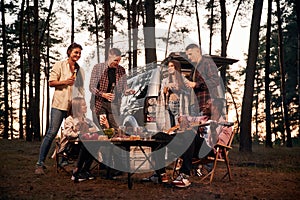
left=0, top=0, right=299, bottom=153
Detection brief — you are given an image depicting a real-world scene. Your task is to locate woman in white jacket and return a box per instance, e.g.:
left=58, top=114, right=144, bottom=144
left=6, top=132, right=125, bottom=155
left=60, top=97, right=99, bottom=182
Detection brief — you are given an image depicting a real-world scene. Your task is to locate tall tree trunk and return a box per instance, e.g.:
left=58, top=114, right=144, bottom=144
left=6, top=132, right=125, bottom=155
left=220, top=0, right=227, bottom=84
left=127, top=0, right=132, bottom=71
left=92, top=0, right=100, bottom=63
left=226, top=0, right=242, bottom=48
left=254, top=69, right=259, bottom=144
left=132, top=0, right=138, bottom=72
left=41, top=73, right=45, bottom=136
left=19, top=0, right=26, bottom=140
left=38, top=0, right=53, bottom=136
left=165, top=0, right=178, bottom=58
left=209, top=0, right=214, bottom=55
left=10, top=83, right=13, bottom=139
left=144, top=0, right=157, bottom=64
left=276, top=0, right=292, bottom=147
left=71, top=0, right=75, bottom=43
left=110, top=1, right=117, bottom=47
left=295, top=0, right=300, bottom=138
left=240, top=0, right=263, bottom=152
left=195, top=0, right=201, bottom=47
left=26, top=0, right=33, bottom=141
left=227, top=86, right=240, bottom=134
left=39, top=0, right=54, bottom=46
left=45, top=25, right=50, bottom=135
left=104, top=0, right=110, bottom=60
left=33, top=0, right=41, bottom=140
left=1, top=0, right=9, bottom=139
left=265, top=0, right=272, bottom=148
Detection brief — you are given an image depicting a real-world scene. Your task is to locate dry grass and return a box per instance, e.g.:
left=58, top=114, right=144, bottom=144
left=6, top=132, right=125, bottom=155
left=0, top=139, right=300, bottom=200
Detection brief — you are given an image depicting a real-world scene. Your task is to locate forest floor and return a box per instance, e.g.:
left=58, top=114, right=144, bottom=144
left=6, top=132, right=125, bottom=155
left=0, top=139, right=300, bottom=200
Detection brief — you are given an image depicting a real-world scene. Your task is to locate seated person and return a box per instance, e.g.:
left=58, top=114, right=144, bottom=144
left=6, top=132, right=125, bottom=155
left=172, top=98, right=233, bottom=188
left=58, top=97, right=98, bottom=182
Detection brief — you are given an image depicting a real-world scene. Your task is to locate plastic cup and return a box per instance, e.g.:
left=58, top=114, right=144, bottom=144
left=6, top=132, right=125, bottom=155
left=99, top=114, right=106, bottom=125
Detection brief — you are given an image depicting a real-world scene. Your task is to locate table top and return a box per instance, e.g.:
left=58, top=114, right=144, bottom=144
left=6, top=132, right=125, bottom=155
left=82, top=138, right=167, bottom=145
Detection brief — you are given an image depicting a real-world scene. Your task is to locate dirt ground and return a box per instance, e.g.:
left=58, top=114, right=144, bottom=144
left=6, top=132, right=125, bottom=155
left=0, top=139, right=300, bottom=200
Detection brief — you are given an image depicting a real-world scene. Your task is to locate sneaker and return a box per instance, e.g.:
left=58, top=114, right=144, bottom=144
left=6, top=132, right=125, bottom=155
left=34, top=165, right=45, bottom=175
left=59, top=160, right=69, bottom=167
left=204, top=163, right=213, bottom=172
left=160, top=173, right=168, bottom=183
left=71, top=172, right=88, bottom=182
left=142, top=173, right=168, bottom=183
left=196, top=164, right=213, bottom=177
left=141, top=173, right=159, bottom=184
left=107, top=170, right=123, bottom=180
left=71, top=170, right=78, bottom=181
left=172, top=173, right=191, bottom=188
left=84, top=171, right=96, bottom=180
left=112, top=170, right=123, bottom=177
left=195, top=168, right=203, bottom=177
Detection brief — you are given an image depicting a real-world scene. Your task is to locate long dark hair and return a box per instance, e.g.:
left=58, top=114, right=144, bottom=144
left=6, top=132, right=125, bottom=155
left=167, top=59, right=184, bottom=89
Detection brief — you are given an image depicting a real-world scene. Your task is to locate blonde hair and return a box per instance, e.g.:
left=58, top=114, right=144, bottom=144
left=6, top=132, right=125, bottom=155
left=71, top=97, right=85, bottom=118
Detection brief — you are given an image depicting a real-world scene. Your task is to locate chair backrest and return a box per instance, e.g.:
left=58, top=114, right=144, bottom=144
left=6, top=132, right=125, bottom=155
left=218, top=125, right=234, bottom=146
left=215, top=126, right=235, bottom=160
left=227, top=128, right=235, bottom=147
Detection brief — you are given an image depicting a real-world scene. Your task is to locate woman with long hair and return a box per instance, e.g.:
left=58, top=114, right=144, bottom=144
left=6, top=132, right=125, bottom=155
left=156, top=59, right=190, bottom=131
left=61, top=97, right=98, bottom=182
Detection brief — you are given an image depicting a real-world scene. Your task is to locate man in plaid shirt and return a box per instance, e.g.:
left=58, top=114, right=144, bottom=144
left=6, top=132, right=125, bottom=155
left=184, top=44, right=220, bottom=116
left=89, top=48, right=135, bottom=177
left=89, top=48, right=135, bottom=129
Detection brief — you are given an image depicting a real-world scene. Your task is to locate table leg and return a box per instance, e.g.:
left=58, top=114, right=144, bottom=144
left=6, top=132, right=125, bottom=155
left=128, top=173, right=133, bottom=189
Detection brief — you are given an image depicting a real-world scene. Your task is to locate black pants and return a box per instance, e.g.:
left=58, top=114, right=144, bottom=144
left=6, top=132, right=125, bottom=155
left=151, top=130, right=196, bottom=175
left=77, top=144, right=94, bottom=173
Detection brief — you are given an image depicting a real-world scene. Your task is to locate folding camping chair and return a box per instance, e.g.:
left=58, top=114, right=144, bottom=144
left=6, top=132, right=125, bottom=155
left=197, top=128, right=235, bottom=184
left=172, top=123, right=236, bottom=184
left=54, top=138, right=80, bottom=174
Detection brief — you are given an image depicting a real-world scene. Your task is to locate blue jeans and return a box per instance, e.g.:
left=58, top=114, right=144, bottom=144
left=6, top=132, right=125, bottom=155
left=36, top=108, right=68, bottom=166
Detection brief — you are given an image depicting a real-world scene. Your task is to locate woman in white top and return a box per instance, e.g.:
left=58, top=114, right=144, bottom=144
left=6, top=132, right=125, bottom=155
left=156, top=59, right=190, bottom=132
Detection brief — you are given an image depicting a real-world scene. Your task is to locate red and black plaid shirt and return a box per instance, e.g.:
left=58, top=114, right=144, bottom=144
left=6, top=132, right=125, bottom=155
left=190, top=57, right=220, bottom=112
left=89, top=62, right=128, bottom=115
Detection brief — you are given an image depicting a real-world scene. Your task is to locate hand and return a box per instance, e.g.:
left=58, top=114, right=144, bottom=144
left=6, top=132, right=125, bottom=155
left=102, top=93, right=115, bottom=101
left=178, top=116, right=189, bottom=129
left=125, top=89, right=135, bottom=95
left=167, top=83, right=176, bottom=90
left=65, top=76, right=75, bottom=86
left=163, top=87, right=169, bottom=94
left=100, top=115, right=109, bottom=129
left=185, top=80, right=196, bottom=89
left=199, top=116, right=209, bottom=124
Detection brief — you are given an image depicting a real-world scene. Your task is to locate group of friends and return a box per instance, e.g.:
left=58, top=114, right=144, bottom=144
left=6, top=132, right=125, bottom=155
left=34, top=42, right=232, bottom=188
